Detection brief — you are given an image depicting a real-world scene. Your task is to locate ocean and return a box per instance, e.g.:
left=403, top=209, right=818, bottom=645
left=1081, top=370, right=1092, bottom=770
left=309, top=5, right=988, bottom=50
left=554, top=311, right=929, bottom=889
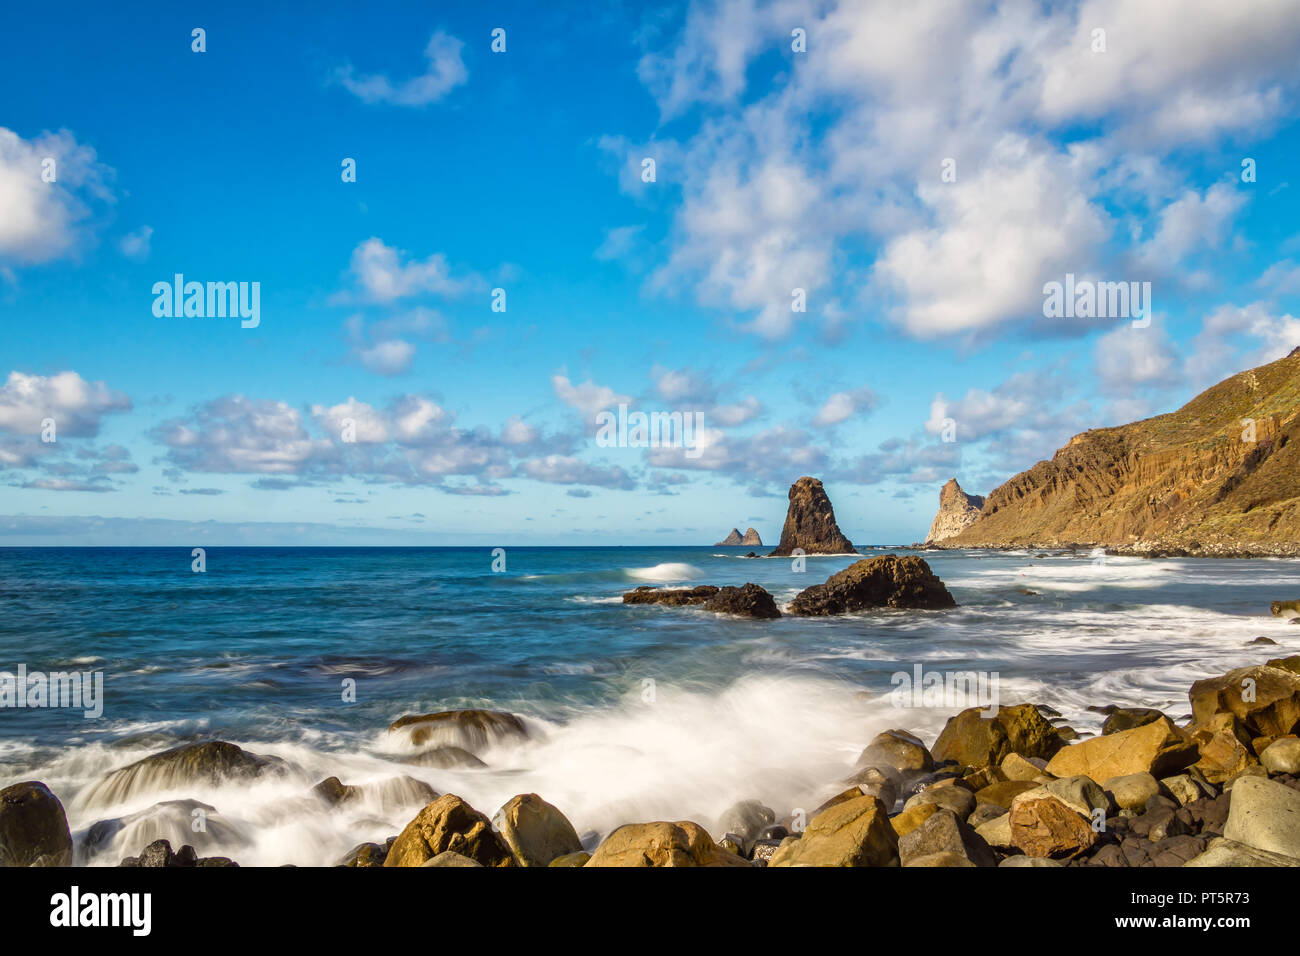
left=1, top=545, right=1296, bottom=866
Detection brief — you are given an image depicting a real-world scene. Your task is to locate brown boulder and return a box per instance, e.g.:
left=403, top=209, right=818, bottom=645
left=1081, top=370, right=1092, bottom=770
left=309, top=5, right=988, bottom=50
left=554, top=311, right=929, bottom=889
left=1190, top=664, right=1300, bottom=737
left=492, top=793, right=583, bottom=867
left=1045, top=716, right=1196, bottom=781
left=1009, top=795, right=1096, bottom=860
left=384, top=794, right=515, bottom=867
left=768, top=795, right=898, bottom=867
left=790, top=555, right=955, bottom=615
left=932, top=703, right=1064, bottom=769
left=768, top=476, right=856, bottom=556
left=585, top=821, right=749, bottom=867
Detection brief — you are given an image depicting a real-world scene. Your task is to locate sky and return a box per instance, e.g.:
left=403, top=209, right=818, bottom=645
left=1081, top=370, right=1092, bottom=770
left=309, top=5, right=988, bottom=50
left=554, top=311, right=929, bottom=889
left=2, top=0, right=1300, bottom=546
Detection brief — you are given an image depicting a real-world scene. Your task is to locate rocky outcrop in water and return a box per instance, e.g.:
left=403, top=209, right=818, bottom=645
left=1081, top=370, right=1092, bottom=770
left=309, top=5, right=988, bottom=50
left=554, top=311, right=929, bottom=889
left=789, top=555, right=956, bottom=615
left=81, top=741, right=287, bottom=808
left=924, top=479, right=986, bottom=543
left=741, top=528, right=762, bottom=546
left=769, top=477, right=856, bottom=556
left=624, top=583, right=781, bottom=618
left=119, top=838, right=238, bottom=867
left=387, top=709, right=528, bottom=751
left=384, top=793, right=516, bottom=867
left=716, top=529, right=743, bottom=545
left=937, top=348, right=1300, bottom=555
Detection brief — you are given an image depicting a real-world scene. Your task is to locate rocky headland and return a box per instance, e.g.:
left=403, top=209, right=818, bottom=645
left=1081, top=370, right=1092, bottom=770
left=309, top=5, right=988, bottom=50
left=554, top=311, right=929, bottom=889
left=924, top=479, right=985, bottom=544
left=928, top=348, right=1300, bottom=556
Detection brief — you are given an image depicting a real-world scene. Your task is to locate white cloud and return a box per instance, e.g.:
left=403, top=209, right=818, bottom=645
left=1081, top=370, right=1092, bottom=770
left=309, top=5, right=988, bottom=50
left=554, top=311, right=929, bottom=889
left=0, top=370, right=130, bottom=437
left=1185, top=302, right=1300, bottom=388
left=358, top=339, right=416, bottom=376
left=1095, top=323, right=1180, bottom=393
left=812, top=386, right=879, bottom=427
left=337, top=31, right=468, bottom=106
left=1134, top=182, right=1246, bottom=271
left=551, top=374, right=633, bottom=423
left=0, top=127, right=113, bottom=268
left=341, top=238, right=478, bottom=303
left=117, top=225, right=152, bottom=261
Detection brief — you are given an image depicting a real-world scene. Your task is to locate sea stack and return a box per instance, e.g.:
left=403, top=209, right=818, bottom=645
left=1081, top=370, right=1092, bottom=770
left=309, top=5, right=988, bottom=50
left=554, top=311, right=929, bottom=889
left=769, top=477, right=856, bottom=556
left=715, top=529, right=744, bottom=546
left=741, top=528, right=762, bottom=546
left=924, top=479, right=986, bottom=544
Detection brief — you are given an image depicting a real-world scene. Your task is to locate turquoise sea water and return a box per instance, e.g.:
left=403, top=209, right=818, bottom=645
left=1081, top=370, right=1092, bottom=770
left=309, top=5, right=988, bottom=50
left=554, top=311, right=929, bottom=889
left=1, top=545, right=1296, bottom=865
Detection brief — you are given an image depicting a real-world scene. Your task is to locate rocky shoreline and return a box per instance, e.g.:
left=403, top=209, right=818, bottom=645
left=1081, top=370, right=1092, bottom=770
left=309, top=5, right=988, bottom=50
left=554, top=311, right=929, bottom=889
left=3, top=654, right=1299, bottom=868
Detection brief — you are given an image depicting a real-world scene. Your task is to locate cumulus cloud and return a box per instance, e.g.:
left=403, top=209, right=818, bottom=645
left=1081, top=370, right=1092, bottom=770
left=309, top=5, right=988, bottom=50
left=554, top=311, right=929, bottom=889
left=623, top=0, right=1300, bottom=342
left=340, top=238, right=480, bottom=303
left=0, top=370, right=131, bottom=437
left=0, top=127, right=113, bottom=269
left=1185, top=302, right=1300, bottom=389
left=551, top=374, right=633, bottom=424
left=336, top=31, right=468, bottom=106
left=812, top=386, right=879, bottom=427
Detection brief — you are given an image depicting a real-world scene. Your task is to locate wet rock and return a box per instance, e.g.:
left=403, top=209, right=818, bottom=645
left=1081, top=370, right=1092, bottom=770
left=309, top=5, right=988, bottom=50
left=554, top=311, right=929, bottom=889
left=622, top=584, right=720, bottom=606
left=1101, top=708, right=1166, bottom=736
left=404, top=746, right=487, bottom=769
left=856, top=729, right=934, bottom=774
left=384, top=794, right=515, bottom=867
left=768, top=476, right=856, bottom=556
left=340, top=840, right=391, bottom=867
left=548, top=851, right=591, bottom=867
left=716, top=800, right=776, bottom=855
left=119, top=838, right=236, bottom=867
left=898, top=808, right=996, bottom=867
left=0, top=782, right=72, bottom=867
left=903, top=785, right=976, bottom=820
left=586, top=821, right=749, bottom=867
left=790, top=555, right=955, bottom=615
left=83, top=741, right=286, bottom=807
left=387, top=709, right=528, bottom=751
left=1271, top=600, right=1300, bottom=619
left=701, top=583, right=782, bottom=619
left=492, top=793, right=583, bottom=867
left=768, top=795, right=898, bottom=867
left=1045, top=716, right=1196, bottom=781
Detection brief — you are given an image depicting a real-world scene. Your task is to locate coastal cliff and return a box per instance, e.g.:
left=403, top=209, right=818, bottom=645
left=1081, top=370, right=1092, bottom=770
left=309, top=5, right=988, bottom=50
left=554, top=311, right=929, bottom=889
left=936, top=348, right=1300, bottom=556
left=924, top=479, right=986, bottom=544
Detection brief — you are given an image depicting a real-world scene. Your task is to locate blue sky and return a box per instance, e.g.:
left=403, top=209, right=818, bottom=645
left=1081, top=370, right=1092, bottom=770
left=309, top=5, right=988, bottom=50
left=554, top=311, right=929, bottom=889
left=2, top=0, right=1299, bottom=545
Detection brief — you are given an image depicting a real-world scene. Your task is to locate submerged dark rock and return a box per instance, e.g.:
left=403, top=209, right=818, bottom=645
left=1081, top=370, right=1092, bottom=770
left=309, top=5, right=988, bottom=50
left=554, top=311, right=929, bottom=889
left=81, top=741, right=287, bottom=808
left=119, top=838, right=238, bottom=867
left=790, top=555, right=956, bottom=615
left=622, top=585, right=719, bottom=606
left=702, top=583, right=782, bottom=619
left=387, top=709, right=528, bottom=750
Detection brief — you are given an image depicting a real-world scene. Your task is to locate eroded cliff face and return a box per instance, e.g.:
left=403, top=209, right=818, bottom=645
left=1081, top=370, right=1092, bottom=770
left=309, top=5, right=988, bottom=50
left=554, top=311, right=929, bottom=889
left=925, top=479, right=986, bottom=543
left=941, top=349, right=1300, bottom=555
